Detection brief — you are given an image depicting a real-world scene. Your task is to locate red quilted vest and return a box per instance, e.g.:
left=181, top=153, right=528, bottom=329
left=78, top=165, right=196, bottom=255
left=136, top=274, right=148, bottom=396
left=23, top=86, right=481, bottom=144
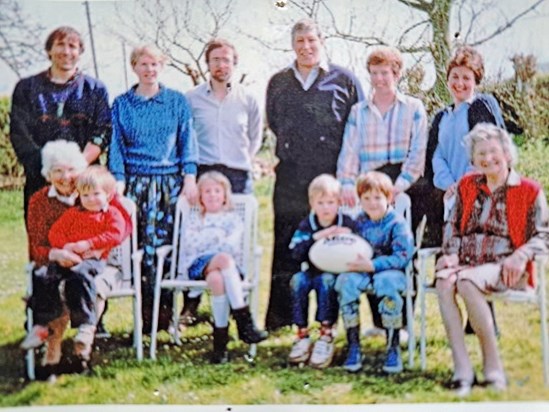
left=459, top=173, right=541, bottom=288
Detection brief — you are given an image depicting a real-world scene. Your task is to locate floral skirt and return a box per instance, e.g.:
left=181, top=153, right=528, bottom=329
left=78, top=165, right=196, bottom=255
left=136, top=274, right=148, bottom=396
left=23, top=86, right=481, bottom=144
left=126, top=173, right=183, bottom=332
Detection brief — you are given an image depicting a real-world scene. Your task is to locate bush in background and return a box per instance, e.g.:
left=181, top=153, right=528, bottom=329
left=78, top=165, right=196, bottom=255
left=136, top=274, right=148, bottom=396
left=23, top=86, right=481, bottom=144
left=0, top=97, right=23, bottom=189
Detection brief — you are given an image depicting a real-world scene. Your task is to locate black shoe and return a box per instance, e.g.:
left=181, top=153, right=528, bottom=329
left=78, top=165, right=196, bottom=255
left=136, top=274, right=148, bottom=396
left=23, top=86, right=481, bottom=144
left=447, top=375, right=477, bottom=397
left=212, top=326, right=230, bottom=364
left=179, top=295, right=201, bottom=327
left=233, top=307, right=268, bottom=344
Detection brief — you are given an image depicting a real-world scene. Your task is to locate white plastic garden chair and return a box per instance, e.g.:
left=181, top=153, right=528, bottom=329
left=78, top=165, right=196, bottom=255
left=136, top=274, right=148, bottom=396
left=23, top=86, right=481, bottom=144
left=149, top=194, right=262, bottom=360
left=25, top=196, right=143, bottom=380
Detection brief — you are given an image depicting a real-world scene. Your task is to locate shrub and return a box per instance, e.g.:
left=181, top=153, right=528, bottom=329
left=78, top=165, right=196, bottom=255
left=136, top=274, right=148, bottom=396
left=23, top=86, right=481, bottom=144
left=0, top=97, right=24, bottom=188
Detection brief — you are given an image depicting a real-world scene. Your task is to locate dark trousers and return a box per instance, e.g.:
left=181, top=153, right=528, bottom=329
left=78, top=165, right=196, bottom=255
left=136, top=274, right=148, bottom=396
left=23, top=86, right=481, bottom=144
left=30, top=260, right=103, bottom=327
left=265, top=163, right=312, bottom=331
left=197, top=164, right=253, bottom=194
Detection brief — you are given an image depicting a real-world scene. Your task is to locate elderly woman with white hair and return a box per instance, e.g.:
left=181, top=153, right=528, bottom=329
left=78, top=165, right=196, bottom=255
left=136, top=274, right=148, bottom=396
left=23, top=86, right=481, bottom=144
left=22, top=140, right=128, bottom=376
left=435, top=123, right=549, bottom=396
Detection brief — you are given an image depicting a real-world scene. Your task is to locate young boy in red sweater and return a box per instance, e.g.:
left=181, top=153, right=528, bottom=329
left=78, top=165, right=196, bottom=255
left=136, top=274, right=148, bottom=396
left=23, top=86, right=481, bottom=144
left=22, top=165, right=131, bottom=365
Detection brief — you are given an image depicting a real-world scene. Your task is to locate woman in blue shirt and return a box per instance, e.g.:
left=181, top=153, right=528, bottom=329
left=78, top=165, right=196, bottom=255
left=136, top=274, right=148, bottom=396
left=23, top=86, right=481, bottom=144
left=109, top=45, right=198, bottom=333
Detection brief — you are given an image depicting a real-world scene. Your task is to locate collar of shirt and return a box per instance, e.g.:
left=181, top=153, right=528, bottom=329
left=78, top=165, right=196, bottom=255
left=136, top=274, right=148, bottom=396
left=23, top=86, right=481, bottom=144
left=448, top=93, right=477, bottom=113
left=366, top=90, right=407, bottom=111
left=48, top=185, right=78, bottom=206
left=46, top=68, right=80, bottom=85
left=477, top=168, right=521, bottom=193
left=129, top=83, right=166, bottom=104
left=205, top=79, right=232, bottom=95
left=289, top=58, right=329, bottom=91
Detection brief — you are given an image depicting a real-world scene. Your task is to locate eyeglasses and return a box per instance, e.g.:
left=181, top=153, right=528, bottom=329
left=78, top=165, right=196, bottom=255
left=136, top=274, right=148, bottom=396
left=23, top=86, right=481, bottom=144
left=210, top=57, right=233, bottom=65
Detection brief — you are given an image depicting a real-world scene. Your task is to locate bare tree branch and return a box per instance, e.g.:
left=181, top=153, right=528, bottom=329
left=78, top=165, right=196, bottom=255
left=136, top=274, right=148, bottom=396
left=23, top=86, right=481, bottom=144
left=470, top=0, right=545, bottom=46
left=0, top=0, right=46, bottom=78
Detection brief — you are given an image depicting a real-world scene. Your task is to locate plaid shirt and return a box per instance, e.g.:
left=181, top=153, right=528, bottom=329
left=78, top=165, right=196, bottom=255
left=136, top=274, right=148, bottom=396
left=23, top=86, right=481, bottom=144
left=336, top=92, right=428, bottom=192
left=443, top=170, right=549, bottom=265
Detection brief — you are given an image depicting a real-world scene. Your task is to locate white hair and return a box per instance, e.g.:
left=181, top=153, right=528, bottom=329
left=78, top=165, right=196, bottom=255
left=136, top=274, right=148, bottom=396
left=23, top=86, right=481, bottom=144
left=464, top=123, right=518, bottom=167
left=40, top=140, right=88, bottom=178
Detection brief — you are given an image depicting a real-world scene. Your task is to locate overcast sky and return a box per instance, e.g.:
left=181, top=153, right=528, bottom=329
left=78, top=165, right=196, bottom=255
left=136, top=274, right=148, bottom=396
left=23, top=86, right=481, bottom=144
left=1, top=0, right=548, bottom=103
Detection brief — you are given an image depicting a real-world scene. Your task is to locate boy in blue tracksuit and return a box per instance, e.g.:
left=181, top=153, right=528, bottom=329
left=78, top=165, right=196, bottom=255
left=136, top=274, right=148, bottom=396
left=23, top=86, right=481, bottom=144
left=335, top=171, right=414, bottom=373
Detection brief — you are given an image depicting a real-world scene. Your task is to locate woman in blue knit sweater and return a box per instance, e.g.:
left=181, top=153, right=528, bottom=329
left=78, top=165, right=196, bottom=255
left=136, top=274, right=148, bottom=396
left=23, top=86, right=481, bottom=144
left=109, top=45, right=198, bottom=333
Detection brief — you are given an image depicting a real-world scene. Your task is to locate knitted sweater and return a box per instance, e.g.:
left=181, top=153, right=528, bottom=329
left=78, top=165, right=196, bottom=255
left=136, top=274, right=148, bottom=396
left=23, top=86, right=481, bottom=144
left=48, top=203, right=132, bottom=260
left=109, top=84, right=198, bottom=182
left=266, top=64, right=362, bottom=180
left=10, top=71, right=110, bottom=174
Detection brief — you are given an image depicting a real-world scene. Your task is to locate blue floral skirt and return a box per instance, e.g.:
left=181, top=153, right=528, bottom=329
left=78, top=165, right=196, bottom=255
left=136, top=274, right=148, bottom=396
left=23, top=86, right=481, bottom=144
left=126, top=173, right=183, bottom=331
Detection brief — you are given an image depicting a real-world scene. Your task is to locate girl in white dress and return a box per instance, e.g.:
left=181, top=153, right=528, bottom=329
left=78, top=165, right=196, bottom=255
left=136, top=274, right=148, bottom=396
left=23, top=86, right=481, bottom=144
left=180, top=171, right=267, bottom=363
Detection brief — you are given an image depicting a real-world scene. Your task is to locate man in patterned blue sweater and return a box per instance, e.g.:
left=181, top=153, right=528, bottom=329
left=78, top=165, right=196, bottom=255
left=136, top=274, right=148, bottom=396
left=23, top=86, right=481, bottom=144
left=10, top=26, right=111, bottom=218
left=265, top=18, right=363, bottom=330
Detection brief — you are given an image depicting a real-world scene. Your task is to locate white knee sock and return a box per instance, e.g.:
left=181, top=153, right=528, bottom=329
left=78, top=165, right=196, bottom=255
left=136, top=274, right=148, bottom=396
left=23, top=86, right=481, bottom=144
left=221, top=264, right=245, bottom=310
left=211, top=294, right=230, bottom=328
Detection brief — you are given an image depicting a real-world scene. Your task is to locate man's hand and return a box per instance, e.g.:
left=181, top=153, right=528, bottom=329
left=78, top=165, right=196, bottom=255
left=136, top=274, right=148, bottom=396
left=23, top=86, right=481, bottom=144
left=502, top=251, right=528, bottom=288
left=435, top=253, right=459, bottom=271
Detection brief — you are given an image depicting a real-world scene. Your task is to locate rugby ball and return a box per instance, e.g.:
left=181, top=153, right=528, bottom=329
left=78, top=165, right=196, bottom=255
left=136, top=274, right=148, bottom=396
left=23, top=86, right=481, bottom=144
left=308, top=233, right=373, bottom=274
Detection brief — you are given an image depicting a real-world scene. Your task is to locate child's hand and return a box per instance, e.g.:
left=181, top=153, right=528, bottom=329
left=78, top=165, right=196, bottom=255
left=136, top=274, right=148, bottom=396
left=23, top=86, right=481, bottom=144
left=64, top=240, right=91, bottom=254
left=81, top=248, right=105, bottom=260
left=435, top=253, right=459, bottom=270
left=347, top=253, right=374, bottom=273
left=313, top=226, right=351, bottom=240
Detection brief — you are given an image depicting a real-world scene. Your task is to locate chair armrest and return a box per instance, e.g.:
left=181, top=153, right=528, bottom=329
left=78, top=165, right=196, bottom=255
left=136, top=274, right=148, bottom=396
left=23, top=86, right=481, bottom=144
left=156, top=245, right=173, bottom=261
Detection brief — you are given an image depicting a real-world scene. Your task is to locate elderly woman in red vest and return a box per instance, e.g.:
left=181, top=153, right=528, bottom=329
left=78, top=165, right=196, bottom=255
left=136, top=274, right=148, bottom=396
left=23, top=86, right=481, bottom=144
left=434, top=123, right=549, bottom=397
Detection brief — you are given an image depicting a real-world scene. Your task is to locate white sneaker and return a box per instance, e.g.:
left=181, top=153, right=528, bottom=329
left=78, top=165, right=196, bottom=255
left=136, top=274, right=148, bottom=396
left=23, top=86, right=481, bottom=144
left=288, top=337, right=312, bottom=364
left=74, top=324, right=96, bottom=361
left=309, top=335, right=335, bottom=369
left=20, top=325, right=49, bottom=350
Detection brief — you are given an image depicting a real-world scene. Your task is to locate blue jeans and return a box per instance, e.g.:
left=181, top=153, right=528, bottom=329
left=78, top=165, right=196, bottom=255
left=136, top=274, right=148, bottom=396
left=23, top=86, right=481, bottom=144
left=290, top=271, right=338, bottom=327
left=335, top=271, right=406, bottom=329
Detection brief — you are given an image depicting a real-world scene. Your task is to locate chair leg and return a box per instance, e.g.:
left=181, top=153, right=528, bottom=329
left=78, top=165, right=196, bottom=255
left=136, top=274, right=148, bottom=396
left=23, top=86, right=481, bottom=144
left=25, top=306, right=35, bottom=381
left=539, top=257, right=549, bottom=386
left=419, top=257, right=428, bottom=371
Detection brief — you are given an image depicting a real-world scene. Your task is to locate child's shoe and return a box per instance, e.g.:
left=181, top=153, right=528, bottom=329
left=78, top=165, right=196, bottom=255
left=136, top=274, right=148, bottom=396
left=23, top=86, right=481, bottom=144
left=288, top=337, right=312, bottom=364
left=20, top=325, right=49, bottom=350
left=309, top=335, right=334, bottom=369
left=343, top=342, right=362, bottom=372
left=383, top=345, right=403, bottom=373
left=74, top=324, right=96, bottom=361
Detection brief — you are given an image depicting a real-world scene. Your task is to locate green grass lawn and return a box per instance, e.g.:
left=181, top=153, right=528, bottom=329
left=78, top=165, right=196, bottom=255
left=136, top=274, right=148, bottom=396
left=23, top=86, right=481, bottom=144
left=2, top=144, right=549, bottom=406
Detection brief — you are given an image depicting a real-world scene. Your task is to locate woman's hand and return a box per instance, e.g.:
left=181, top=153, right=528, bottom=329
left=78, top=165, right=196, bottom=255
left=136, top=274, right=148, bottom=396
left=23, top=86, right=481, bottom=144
left=340, top=186, right=357, bottom=208
left=49, top=248, right=82, bottom=268
left=443, top=184, right=456, bottom=202
left=313, top=226, right=351, bottom=240
left=81, top=248, right=105, bottom=260
left=435, top=253, right=459, bottom=271
left=502, top=251, right=528, bottom=288
left=181, top=174, right=198, bottom=204
left=347, top=253, right=374, bottom=273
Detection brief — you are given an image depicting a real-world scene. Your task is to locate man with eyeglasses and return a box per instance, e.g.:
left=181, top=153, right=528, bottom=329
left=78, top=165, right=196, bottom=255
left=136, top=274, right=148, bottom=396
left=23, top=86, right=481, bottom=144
left=182, top=38, right=262, bottom=327
left=186, top=38, right=262, bottom=195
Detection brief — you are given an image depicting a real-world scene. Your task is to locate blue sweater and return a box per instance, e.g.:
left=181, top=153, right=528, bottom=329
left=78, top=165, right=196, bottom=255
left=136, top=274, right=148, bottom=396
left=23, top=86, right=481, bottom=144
left=353, top=208, right=414, bottom=273
left=109, top=84, right=198, bottom=182
left=431, top=93, right=504, bottom=190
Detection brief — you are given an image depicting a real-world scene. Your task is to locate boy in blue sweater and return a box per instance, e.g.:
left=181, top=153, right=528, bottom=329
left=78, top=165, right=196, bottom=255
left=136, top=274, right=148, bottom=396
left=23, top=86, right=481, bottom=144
left=335, top=171, right=414, bottom=373
left=288, top=174, right=355, bottom=368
